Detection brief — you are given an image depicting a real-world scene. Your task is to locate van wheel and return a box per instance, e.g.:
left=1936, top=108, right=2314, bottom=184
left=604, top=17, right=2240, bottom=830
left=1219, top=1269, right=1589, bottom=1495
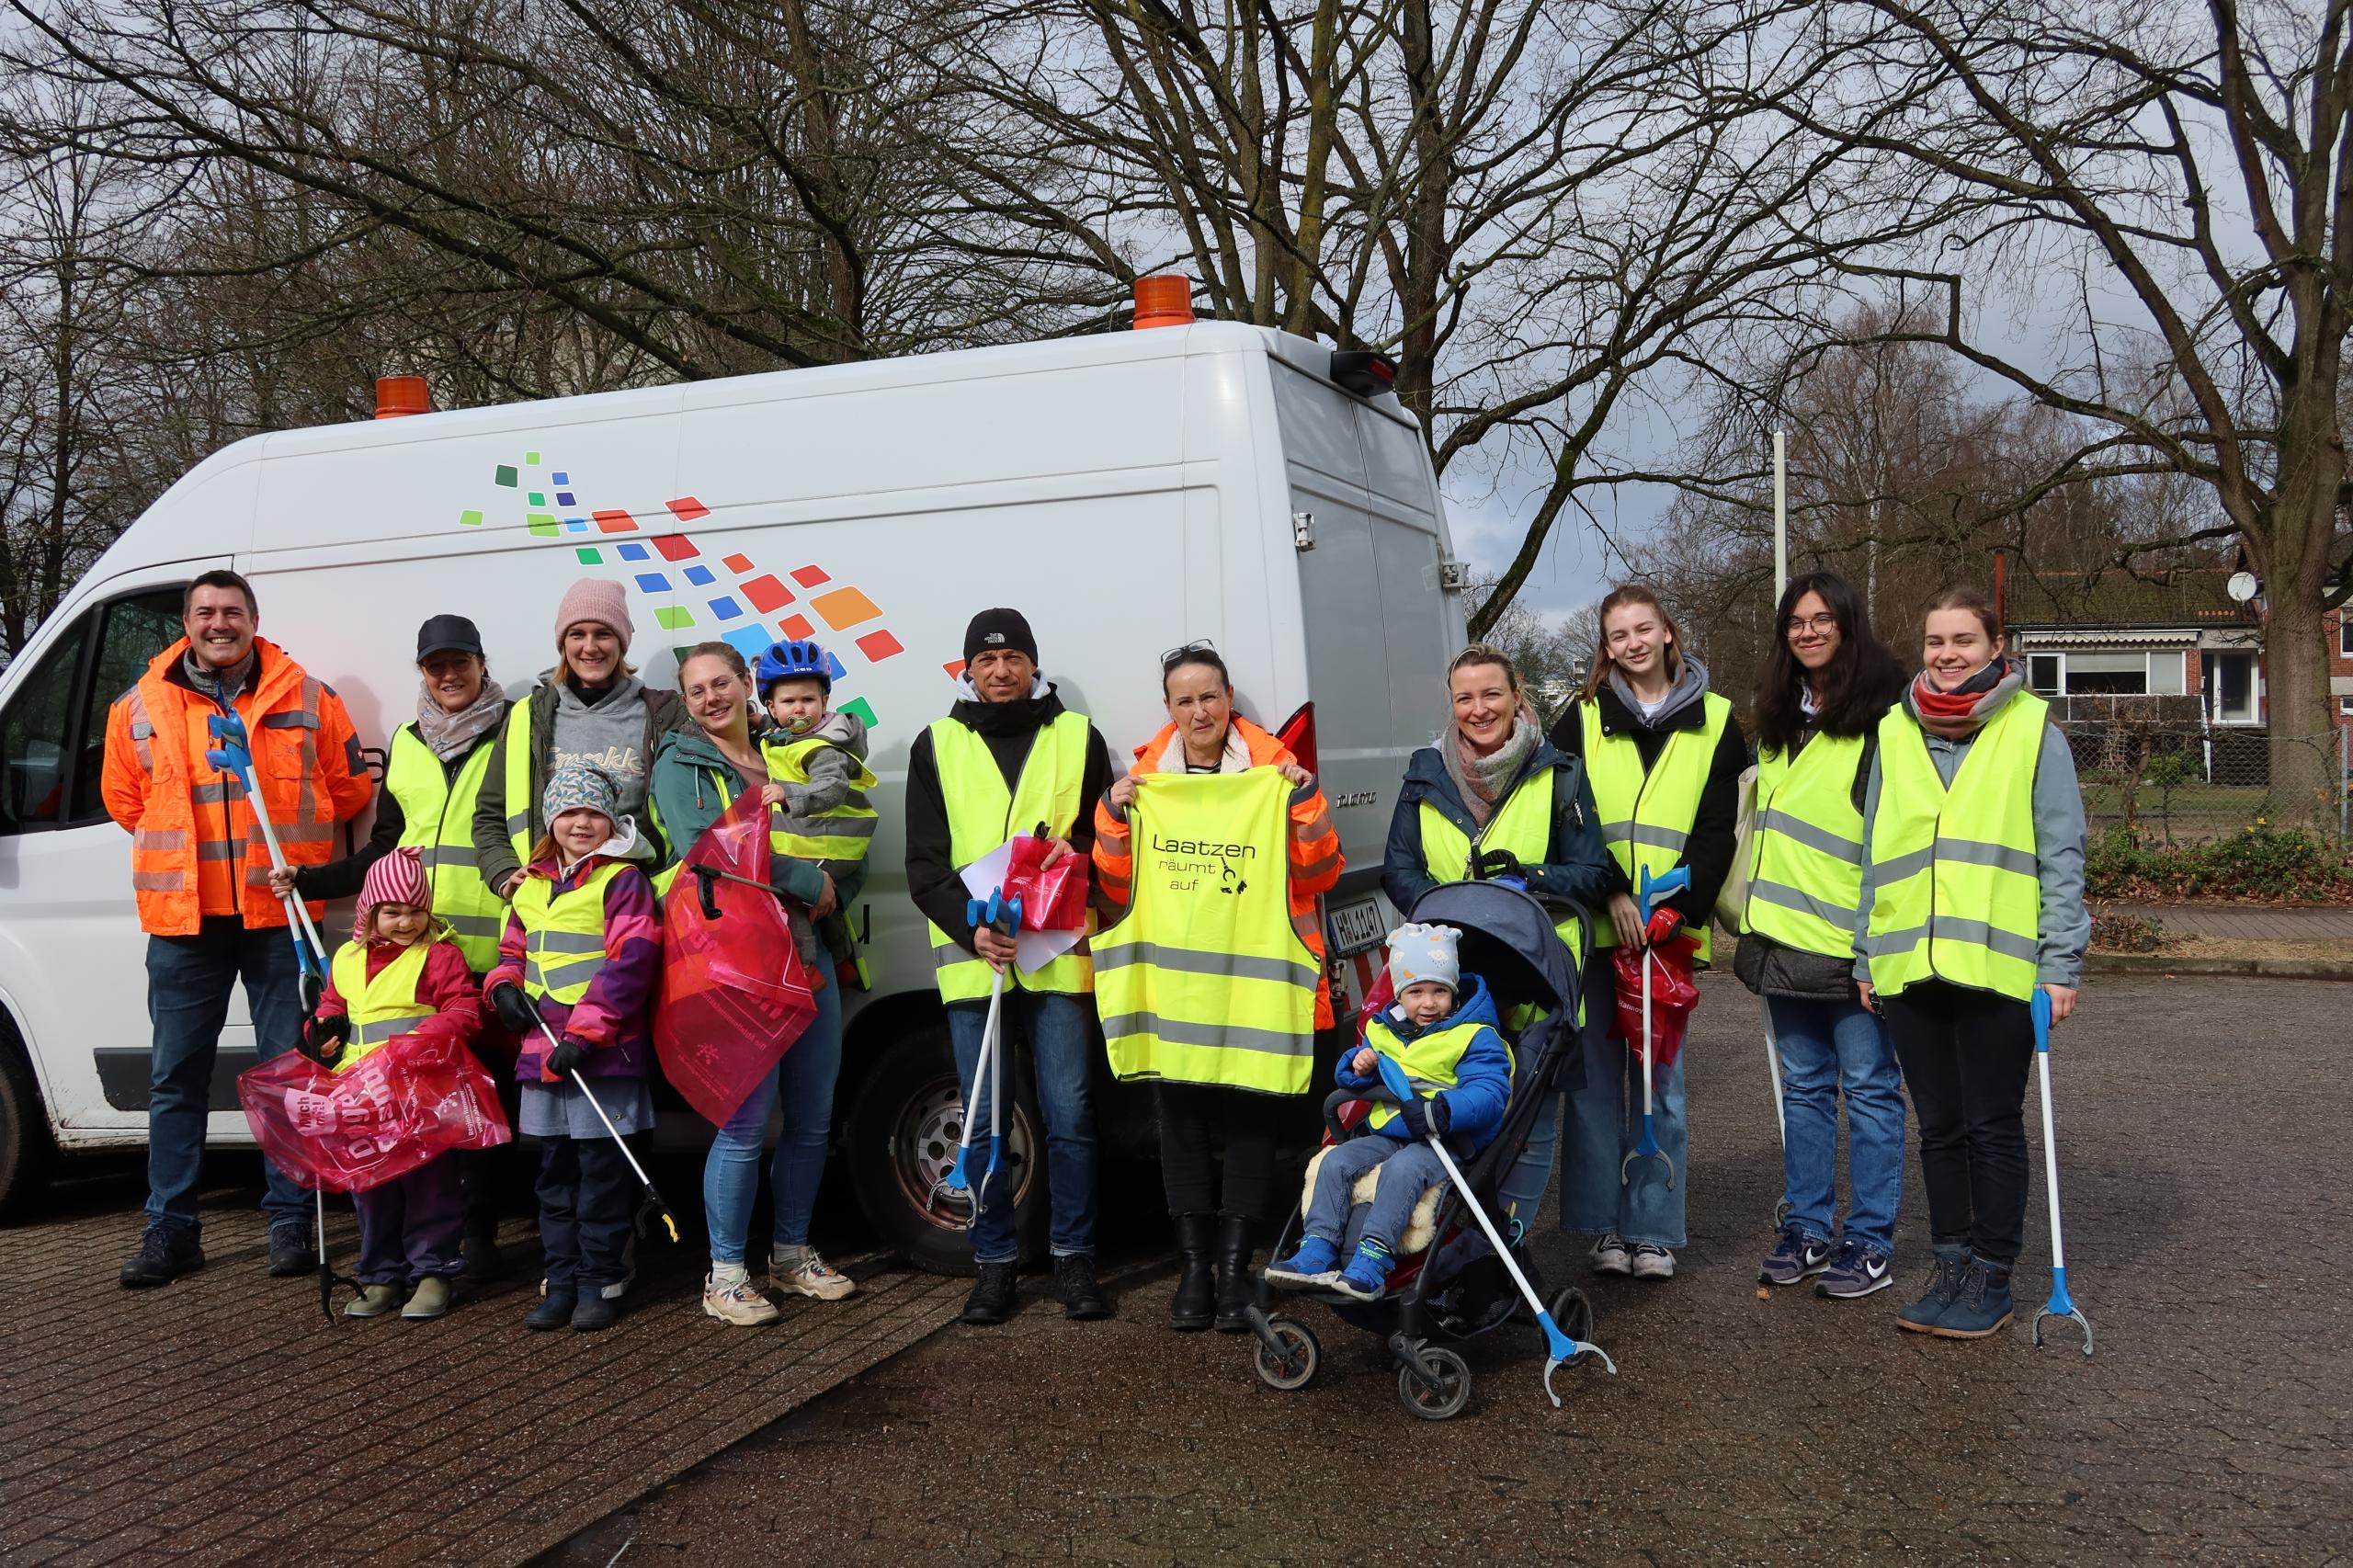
left=846, top=1020, right=1046, bottom=1276
left=0, top=1021, right=55, bottom=1216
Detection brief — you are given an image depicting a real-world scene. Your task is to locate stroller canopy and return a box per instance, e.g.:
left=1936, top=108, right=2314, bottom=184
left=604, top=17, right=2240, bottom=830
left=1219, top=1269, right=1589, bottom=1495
left=1406, top=881, right=1579, bottom=1021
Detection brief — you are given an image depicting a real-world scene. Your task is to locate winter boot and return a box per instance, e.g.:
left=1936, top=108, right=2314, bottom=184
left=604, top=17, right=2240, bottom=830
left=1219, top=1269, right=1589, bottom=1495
left=1168, top=1213, right=1215, bottom=1332
left=1265, top=1235, right=1342, bottom=1290
left=1894, top=1245, right=1971, bottom=1335
left=526, top=1290, right=577, bottom=1332
left=460, top=1233, right=507, bottom=1282
left=571, top=1293, right=618, bottom=1332
left=1212, top=1212, right=1256, bottom=1333
left=1930, top=1254, right=2016, bottom=1339
left=402, top=1277, right=454, bottom=1320
left=119, top=1225, right=205, bottom=1289
left=1055, top=1253, right=1113, bottom=1321
left=345, top=1284, right=403, bottom=1319
left=961, top=1260, right=1018, bottom=1326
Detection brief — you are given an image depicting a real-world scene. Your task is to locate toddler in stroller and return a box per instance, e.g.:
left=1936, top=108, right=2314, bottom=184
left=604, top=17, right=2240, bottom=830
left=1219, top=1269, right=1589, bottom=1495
left=1245, top=881, right=1615, bottom=1419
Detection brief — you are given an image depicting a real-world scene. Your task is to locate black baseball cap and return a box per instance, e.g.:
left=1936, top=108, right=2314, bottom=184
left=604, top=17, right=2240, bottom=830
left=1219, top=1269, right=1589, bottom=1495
left=415, top=614, right=485, bottom=663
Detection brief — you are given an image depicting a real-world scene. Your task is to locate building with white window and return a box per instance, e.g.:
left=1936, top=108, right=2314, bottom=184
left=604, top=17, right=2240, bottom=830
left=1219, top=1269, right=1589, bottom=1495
left=2006, top=568, right=2263, bottom=726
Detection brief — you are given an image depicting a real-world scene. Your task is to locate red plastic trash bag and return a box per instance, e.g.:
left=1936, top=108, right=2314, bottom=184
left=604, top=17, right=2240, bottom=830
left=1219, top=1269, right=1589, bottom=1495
left=1609, top=932, right=1701, bottom=1069
left=1005, top=833, right=1089, bottom=934
left=238, top=1033, right=511, bottom=1194
left=656, top=790, right=818, bottom=1127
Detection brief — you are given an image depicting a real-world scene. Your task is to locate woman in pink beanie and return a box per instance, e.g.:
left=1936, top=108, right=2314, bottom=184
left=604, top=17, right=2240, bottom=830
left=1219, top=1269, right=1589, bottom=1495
left=469, top=578, right=689, bottom=903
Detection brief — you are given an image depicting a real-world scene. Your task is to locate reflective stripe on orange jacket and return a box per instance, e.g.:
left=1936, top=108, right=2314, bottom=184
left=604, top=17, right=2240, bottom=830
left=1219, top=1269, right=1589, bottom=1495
left=101, top=637, right=375, bottom=937
left=1093, top=715, right=1344, bottom=1028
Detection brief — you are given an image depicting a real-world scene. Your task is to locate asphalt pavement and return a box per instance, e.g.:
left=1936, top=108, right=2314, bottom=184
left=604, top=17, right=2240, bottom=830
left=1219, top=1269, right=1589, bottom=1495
left=543, top=973, right=2353, bottom=1567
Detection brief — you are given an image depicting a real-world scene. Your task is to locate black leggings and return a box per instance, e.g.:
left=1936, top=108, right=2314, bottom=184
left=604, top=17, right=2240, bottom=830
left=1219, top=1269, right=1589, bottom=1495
left=1881, top=981, right=2036, bottom=1264
left=1156, top=1083, right=1280, bottom=1221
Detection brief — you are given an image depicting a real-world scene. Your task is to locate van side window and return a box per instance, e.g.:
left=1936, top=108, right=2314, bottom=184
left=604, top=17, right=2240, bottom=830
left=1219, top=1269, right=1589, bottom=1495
left=0, top=628, right=84, bottom=832
left=67, top=590, right=187, bottom=824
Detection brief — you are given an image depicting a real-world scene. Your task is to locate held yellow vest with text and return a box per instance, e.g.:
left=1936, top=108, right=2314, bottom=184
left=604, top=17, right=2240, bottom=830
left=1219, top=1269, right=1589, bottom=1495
left=1580, top=692, right=1730, bottom=961
left=1865, top=695, right=2047, bottom=1002
left=927, top=712, right=1095, bottom=1002
left=1095, top=771, right=1320, bottom=1095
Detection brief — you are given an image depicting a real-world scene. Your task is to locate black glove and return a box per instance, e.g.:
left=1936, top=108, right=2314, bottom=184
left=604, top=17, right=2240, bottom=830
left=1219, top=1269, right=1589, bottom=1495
left=1472, top=848, right=1524, bottom=882
left=297, top=1011, right=349, bottom=1065
left=489, top=982, right=538, bottom=1037
left=543, top=1037, right=589, bottom=1081
left=1398, top=1095, right=1449, bottom=1142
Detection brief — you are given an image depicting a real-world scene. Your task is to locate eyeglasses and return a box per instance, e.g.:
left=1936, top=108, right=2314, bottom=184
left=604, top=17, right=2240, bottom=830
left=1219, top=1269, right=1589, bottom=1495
left=1785, top=614, right=1838, bottom=636
left=1160, top=638, right=1217, bottom=668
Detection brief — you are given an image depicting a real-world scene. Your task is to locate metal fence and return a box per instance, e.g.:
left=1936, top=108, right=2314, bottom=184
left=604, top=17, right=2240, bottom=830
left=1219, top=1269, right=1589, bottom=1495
left=2054, top=704, right=2350, bottom=845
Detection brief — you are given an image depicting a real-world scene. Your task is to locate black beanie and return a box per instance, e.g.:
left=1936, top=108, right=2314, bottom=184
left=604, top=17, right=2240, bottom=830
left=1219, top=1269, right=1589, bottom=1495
left=963, top=608, right=1039, bottom=665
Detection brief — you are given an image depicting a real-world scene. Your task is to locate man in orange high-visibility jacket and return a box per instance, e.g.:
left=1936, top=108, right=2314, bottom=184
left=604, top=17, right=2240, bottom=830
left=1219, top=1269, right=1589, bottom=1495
left=101, top=570, right=374, bottom=1289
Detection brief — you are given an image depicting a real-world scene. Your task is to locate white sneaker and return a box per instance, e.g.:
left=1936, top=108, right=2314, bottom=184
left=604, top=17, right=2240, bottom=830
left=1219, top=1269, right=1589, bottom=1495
left=769, top=1247, right=856, bottom=1301
left=703, top=1266, right=781, bottom=1326
left=1630, top=1244, right=1676, bottom=1280
left=1590, top=1233, right=1632, bottom=1277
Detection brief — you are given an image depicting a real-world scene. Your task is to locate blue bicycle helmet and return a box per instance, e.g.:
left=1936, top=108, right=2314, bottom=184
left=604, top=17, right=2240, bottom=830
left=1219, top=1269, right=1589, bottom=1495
left=756, top=638, right=832, bottom=698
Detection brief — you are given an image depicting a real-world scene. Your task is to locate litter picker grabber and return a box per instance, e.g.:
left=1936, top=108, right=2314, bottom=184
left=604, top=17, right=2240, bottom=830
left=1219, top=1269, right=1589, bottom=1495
left=1374, top=1055, right=1616, bottom=1405
left=936, top=890, right=1022, bottom=1228
left=2029, top=988, right=2094, bottom=1356
left=527, top=1011, right=681, bottom=1244
left=1620, top=864, right=1688, bottom=1190
left=1761, top=1002, right=1791, bottom=1226
left=203, top=708, right=359, bottom=1323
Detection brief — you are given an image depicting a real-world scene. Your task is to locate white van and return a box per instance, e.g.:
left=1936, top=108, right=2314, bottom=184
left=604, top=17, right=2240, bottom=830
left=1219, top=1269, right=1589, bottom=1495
left=0, top=320, right=1466, bottom=1268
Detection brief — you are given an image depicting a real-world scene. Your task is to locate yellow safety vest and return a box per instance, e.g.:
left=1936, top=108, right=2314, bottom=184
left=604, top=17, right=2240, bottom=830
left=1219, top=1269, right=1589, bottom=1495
left=1739, top=733, right=1870, bottom=960
left=513, top=860, right=626, bottom=1005
left=1865, top=694, right=2047, bottom=1002
left=1096, top=771, right=1320, bottom=1094
left=385, top=722, right=505, bottom=971
left=926, top=711, right=1095, bottom=1003
left=1415, top=763, right=1585, bottom=957
left=764, top=735, right=880, bottom=862
left=499, top=699, right=537, bottom=868
left=327, top=938, right=434, bottom=1069
left=1359, top=1010, right=1513, bottom=1135
left=1580, top=692, right=1731, bottom=961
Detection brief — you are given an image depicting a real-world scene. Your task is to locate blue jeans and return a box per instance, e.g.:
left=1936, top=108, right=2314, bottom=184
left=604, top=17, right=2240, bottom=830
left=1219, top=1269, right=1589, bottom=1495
left=1558, top=953, right=1688, bottom=1248
left=1768, top=993, right=1905, bottom=1255
left=1303, top=1137, right=1444, bottom=1254
left=949, top=989, right=1097, bottom=1264
left=144, top=917, right=308, bottom=1235
left=702, top=980, right=845, bottom=1266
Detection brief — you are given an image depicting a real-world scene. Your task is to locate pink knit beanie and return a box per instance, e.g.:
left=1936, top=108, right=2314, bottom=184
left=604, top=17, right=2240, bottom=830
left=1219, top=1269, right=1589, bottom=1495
left=554, top=577, right=633, bottom=650
left=356, top=846, right=431, bottom=944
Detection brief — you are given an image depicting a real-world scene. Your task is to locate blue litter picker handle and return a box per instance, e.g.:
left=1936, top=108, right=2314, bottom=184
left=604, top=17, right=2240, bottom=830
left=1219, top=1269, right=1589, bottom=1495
left=1375, top=1052, right=1415, bottom=1106
left=204, top=710, right=254, bottom=779
left=964, top=890, right=1024, bottom=938
left=1637, top=864, right=1689, bottom=928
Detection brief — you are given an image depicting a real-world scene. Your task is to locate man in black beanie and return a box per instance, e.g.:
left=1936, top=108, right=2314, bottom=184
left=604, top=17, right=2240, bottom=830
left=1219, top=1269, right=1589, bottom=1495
left=904, top=608, right=1115, bottom=1325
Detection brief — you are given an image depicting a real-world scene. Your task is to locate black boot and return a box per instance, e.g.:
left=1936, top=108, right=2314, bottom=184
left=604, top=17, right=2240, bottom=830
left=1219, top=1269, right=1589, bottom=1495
left=1169, top=1213, right=1215, bottom=1332
left=1054, top=1253, right=1113, bottom=1321
left=961, top=1260, right=1018, bottom=1326
left=1212, top=1212, right=1256, bottom=1332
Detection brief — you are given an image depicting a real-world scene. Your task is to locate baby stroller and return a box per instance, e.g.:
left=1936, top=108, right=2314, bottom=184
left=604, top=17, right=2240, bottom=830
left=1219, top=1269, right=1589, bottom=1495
left=1244, top=879, right=1615, bottom=1420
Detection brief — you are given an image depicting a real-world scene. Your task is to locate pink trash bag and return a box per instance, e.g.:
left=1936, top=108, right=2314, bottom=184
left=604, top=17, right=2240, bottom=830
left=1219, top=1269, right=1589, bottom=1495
left=1608, top=931, right=1701, bottom=1070
left=237, top=1032, right=511, bottom=1195
left=1005, top=833, right=1089, bottom=934
left=656, top=790, right=819, bottom=1128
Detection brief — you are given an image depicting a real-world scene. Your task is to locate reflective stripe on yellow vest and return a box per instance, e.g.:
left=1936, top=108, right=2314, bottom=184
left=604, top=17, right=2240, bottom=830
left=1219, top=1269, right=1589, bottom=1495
left=1359, top=1012, right=1513, bottom=1135
left=500, top=699, right=536, bottom=866
left=646, top=772, right=734, bottom=902
left=327, top=938, right=434, bottom=1068
left=1415, top=765, right=1585, bottom=957
left=386, top=723, right=504, bottom=971
left=1096, top=770, right=1319, bottom=1094
left=764, top=735, right=880, bottom=861
left=1865, top=695, right=2046, bottom=1002
left=1739, top=733, right=1868, bottom=959
left=1580, top=691, right=1730, bottom=961
left=513, top=861, right=625, bottom=1004
left=927, top=712, right=1095, bottom=1002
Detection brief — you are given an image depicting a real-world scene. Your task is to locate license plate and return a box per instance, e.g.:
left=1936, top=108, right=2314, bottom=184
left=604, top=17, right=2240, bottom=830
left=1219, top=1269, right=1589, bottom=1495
left=1327, top=896, right=1387, bottom=957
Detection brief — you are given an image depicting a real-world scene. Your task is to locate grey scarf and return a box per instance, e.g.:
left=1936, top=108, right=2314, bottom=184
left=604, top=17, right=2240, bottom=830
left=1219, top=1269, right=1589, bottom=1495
left=181, top=646, right=256, bottom=706
left=1445, top=712, right=1540, bottom=828
left=415, top=679, right=507, bottom=761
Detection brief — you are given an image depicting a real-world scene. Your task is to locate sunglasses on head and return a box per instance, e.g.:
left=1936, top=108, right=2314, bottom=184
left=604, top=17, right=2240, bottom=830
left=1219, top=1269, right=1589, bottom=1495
left=1160, top=638, right=1217, bottom=668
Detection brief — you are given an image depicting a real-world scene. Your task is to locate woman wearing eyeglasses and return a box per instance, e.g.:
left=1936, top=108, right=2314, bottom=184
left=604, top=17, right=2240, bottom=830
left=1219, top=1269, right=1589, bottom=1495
left=1735, top=573, right=1908, bottom=1301
left=1094, top=641, right=1342, bottom=1333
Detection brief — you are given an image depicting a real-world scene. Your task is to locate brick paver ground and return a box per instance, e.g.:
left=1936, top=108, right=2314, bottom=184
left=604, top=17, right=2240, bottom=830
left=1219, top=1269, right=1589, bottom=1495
left=0, top=1171, right=965, bottom=1568
left=2109, top=902, right=2353, bottom=942
left=550, top=972, right=2353, bottom=1565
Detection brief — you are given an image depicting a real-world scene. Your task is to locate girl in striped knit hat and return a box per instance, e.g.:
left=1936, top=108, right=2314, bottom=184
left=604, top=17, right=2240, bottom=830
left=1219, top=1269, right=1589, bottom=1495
left=300, top=844, right=484, bottom=1321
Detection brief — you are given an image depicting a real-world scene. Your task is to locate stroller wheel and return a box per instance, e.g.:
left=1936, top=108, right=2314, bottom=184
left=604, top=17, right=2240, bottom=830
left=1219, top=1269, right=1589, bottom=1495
left=1396, top=1346, right=1472, bottom=1421
left=1547, top=1286, right=1594, bottom=1344
left=1252, top=1318, right=1320, bottom=1392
